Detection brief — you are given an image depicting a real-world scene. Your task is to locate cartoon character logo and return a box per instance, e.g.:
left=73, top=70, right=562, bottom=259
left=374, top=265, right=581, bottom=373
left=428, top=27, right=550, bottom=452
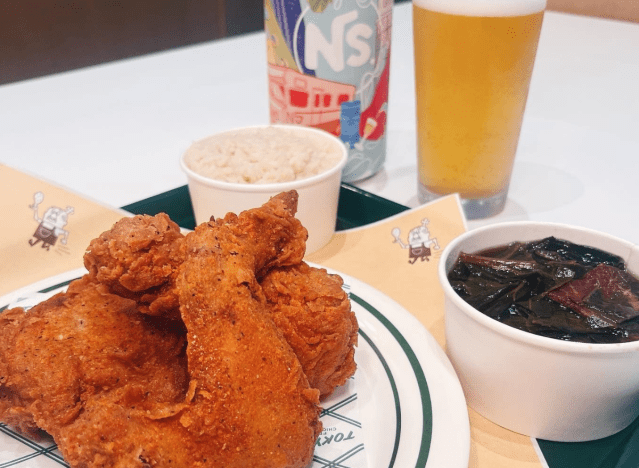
left=28, top=192, right=74, bottom=251
left=392, top=219, right=439, bottom=264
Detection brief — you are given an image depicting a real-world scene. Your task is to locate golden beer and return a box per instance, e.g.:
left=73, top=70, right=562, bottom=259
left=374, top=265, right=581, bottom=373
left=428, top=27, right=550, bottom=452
left=413, top=0, right=545, bottom=216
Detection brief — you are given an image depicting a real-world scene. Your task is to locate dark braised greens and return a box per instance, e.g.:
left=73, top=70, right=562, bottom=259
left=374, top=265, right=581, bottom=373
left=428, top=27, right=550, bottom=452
left=448, top=237, right=639, bottom=343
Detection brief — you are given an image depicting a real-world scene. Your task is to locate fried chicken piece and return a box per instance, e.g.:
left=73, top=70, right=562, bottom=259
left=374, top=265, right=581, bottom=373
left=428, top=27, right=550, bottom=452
left=83, top=212, right=185, bottom=318
left=174, top=191, right=321, bottom=467
left=0, top=279, right=196, bottom=468
left=261, top=262, right=358, bottom=399
left=0, top=277, right=188, bottom=440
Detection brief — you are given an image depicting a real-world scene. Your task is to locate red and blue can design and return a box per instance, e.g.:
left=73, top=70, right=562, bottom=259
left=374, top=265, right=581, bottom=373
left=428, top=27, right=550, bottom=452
left=266, top=0, right=393, bottom=182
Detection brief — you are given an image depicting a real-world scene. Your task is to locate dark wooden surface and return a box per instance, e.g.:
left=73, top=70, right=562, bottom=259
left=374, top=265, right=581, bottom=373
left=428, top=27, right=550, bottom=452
left=4, top=0, right=631, bottom=87
left=0, top=0, right=227, bottom=85
left=225, top=0, right=264, bottom=37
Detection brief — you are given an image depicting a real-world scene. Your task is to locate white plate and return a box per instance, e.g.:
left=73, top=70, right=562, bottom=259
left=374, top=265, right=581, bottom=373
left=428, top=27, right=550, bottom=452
left=0, top=267, right=470, bottom=468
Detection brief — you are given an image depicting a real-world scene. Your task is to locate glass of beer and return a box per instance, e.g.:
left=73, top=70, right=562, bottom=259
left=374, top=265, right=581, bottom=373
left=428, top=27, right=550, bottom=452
left=413, top=0, right=545, bottom=219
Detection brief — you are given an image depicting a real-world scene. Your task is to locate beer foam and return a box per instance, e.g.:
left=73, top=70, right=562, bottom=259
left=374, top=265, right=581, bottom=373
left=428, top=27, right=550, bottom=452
left=413, top=0, right=546, bottom=16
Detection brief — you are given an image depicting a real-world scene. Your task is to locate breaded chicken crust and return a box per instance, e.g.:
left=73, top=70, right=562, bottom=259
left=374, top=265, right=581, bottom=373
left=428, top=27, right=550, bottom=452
left=0, top=277, right=188, bottom=442
left=261, top=262, right=358, bottom=399
left=84, top=212, right=185, bottom=318
left=175, top=192, right=321, bottom=467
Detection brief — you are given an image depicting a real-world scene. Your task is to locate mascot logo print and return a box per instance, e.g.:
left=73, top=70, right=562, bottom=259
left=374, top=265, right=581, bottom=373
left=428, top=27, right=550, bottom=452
left=392, top=219, right=439, bottom=264
left=28, top=191, right=74, bottom=252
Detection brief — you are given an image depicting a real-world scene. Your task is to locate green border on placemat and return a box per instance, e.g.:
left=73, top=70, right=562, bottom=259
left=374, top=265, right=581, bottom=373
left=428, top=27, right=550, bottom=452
left=122, top=183, right=409, bottom=232
left=121, top=183, right=639, bottom=468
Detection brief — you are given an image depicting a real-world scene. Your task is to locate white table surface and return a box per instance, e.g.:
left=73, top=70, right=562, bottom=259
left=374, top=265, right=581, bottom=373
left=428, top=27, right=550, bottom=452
left=1, top=3, right=638, bottom=244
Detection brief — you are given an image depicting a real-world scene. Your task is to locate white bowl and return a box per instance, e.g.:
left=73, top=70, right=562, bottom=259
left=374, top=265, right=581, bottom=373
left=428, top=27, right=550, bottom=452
left=180, top=125, right=347, bottom=254
left=438, top=221, right=639, bottom=442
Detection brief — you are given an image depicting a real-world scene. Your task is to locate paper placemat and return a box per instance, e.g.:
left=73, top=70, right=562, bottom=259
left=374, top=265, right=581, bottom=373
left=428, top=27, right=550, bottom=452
left=0, top=164, right=127, bottom=297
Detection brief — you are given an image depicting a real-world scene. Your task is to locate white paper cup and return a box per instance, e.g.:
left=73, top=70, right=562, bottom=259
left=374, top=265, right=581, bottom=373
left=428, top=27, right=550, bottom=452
left=180, top=125, right=347, bottom=254
left=439, top=222, right=639, bottom=441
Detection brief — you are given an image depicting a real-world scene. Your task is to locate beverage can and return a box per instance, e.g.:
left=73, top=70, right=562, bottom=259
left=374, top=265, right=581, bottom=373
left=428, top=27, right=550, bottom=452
left=266, top=0, right=393, bottom=182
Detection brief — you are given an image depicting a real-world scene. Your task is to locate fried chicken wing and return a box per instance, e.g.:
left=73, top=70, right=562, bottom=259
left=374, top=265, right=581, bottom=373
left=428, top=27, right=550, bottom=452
left=261, top=262, right=358, bottom=399
left=83, top=212, right=185, bottom=318
left=0, top=277, right=188, bottom=440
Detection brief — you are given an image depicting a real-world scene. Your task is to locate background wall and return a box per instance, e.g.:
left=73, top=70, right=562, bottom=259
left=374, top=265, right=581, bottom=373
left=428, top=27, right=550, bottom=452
left=548, top=0, right=639, bottom=23
left=0, top=0, right=227, bottom=85
left=1, top=0, right=637, bottom=86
